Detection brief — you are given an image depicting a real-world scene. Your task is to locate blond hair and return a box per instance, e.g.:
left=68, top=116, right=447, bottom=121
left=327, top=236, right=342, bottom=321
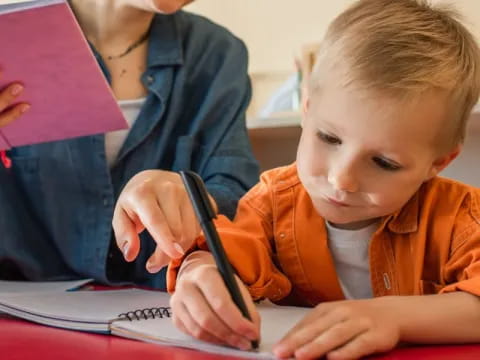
left=310, top=0, right=480, bottom=147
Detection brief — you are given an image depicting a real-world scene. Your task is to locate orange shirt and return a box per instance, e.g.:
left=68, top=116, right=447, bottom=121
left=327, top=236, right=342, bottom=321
left=168, top=163, right=480, bottom=306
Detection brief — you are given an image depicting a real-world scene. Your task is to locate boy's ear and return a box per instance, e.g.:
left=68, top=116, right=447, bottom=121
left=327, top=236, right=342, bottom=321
left=427, top=144, right=462, bottom=179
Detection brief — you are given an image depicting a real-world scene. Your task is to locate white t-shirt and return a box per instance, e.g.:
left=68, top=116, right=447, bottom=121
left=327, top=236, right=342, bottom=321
left=105, top=98, right=146, bottom=167
left=326, top=221, right=379, bottom=299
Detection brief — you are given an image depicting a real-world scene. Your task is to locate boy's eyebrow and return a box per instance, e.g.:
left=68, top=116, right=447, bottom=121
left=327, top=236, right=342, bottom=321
left=314, top=117, right=343, bottom=133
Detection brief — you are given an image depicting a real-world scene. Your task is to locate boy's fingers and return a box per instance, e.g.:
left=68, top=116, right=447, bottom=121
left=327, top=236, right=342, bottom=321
left=181, top=284, right=251, bottom=349
left=326, top=332, right=380, bottom=360
left=198, top=272, right=258, bottom=341
left=238, top=277, right=261, bottom=336
left=112, top=207, right=141, bottom=262
left=174, top=298, right=236, bottom=347
left=274, top=308, right=345, bottom=358
left=294, top=319, right=368, bottom=360
left=172, top=309, right=224, bottom=346
left=281, top=303, right=330, bottom=339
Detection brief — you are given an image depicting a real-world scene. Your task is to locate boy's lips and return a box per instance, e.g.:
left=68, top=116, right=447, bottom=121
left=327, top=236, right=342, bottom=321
left=325, top=196, right=350, bottom=207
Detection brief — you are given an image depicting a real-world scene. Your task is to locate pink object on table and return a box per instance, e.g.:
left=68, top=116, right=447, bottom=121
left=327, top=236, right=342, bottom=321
left=0, top=1, right=127, bottom=150
left=2, top=316, right=480, bottom=360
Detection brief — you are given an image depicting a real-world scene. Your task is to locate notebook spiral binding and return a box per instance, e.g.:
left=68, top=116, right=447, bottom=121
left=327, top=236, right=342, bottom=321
left=118, top=307, right=172, bottom=321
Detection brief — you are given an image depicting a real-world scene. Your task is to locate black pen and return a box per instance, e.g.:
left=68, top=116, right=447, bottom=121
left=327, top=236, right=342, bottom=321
left=180, top=170, right=259, bottom=350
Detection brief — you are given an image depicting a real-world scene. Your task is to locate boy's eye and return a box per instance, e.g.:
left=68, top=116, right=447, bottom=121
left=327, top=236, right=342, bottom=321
left=316, top=131, right=342, bottom=145
left=373, top=157, right=401, bottom=171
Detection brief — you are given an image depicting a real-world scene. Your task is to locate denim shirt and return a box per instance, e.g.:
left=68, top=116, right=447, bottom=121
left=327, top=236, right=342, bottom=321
left=0, top=11, right=259, bottom=289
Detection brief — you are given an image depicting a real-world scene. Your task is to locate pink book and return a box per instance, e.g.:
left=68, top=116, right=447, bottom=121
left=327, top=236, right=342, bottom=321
left=0, top=0, right=127, bottom=150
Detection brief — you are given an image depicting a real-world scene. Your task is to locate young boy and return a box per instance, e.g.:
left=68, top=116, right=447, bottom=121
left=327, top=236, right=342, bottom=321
left=165, top=0, right=480, bottom=358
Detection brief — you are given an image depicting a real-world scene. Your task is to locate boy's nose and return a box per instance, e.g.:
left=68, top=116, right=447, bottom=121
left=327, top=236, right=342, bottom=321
left=327, top=166, right=359, bottom=193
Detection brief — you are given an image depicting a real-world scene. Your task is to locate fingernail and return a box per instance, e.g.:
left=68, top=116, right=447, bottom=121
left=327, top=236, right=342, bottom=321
left=227, top=335, right=240, bottom=348
left=273, top=344, right=288, bottom=357
left=236, top=339, right=251, bottom=351
left=174, top=243, right=185, bottom=255
left=146, top=259, right=161, bottom=273
left=20, top=104, right=30, bottom=113
left=11, top=84, right=23, bottom=96
left=121, top=241, right=129, bottom=259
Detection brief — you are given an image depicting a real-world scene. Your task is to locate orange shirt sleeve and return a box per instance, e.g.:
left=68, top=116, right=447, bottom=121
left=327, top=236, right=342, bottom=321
left=440, top=225, right=480, bottom=297
left=438, top=189, right=480, bottom=297
left=167, top=173, right=292, bottom=302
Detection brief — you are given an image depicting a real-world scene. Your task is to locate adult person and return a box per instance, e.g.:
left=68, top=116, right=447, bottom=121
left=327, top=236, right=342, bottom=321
left=0, top=0, right=259, bottom=289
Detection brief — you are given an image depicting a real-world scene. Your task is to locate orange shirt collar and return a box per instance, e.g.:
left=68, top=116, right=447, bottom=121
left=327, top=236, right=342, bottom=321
left=382, top=190, right=420, bottom=234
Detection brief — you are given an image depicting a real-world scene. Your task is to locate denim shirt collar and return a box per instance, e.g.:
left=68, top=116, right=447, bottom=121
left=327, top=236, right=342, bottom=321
left=147, top=14, right=183, bottom=68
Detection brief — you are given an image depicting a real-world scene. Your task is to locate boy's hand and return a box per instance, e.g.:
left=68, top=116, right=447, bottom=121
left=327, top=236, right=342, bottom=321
left=170, top=251, right=260, bottom=350
left=0, top=78, right=30, bottom=127
left=274, top=297, right=401, bottom=360
left=112, top=170, right=217, bottom=273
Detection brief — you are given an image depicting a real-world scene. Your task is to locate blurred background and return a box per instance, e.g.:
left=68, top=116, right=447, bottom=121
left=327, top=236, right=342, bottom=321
left=186, top=0, right=480, bottom=186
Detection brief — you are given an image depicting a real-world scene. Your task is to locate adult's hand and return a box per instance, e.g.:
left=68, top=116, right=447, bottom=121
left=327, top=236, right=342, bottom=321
left=112, top=169, right=217, bottom=273
left=0, top=76, right=30, bottom=127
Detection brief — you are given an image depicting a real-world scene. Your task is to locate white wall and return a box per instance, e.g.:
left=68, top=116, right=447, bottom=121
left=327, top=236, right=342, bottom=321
left=441, top=120, right=480, bottom=186
left=187, top=0, right=480, bottom=74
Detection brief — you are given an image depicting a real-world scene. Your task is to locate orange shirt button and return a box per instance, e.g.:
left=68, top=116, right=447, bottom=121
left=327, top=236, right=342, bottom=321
left=383, top=273, right=391, bottom=290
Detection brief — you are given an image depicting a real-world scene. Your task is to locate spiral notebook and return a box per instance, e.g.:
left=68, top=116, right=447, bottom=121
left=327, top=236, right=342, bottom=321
left=0, top=279, right=92, bottom=294
left=0, top=289, right=309, bottom=359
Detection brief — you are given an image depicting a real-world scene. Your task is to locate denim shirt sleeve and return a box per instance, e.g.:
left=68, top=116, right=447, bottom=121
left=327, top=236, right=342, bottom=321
left=169, top=13, right=260, bottom=219
left=0, top=162, right=70, bottom=280
left=191, top=38, right=259, bottom=219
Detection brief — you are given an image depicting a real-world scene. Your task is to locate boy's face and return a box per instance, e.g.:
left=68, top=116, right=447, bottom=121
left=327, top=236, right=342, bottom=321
left=297, top=75, right=459, bottom=230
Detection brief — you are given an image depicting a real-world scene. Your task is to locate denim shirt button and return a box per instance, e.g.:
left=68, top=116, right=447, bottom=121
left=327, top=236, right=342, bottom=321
left=147, top=75, right=154, bottom=84
left=103, top=198, right=109, bottom=206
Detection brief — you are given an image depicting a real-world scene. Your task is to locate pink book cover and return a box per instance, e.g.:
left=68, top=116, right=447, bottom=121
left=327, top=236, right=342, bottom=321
left=0, top=0, right=128, bottom=150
